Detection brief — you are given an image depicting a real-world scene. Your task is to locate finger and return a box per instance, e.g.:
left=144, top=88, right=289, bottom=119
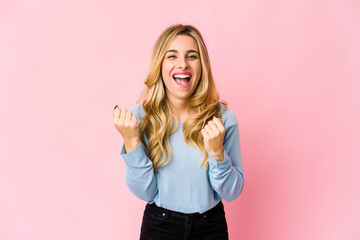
left=212, top=117, right=225, bottom=131
left=131, top=114, right=137, bottom=124
left=213, top=115, right=222, bottom=122
left=213, top=116, right=223, bottom=124
left=205, top=125, right=214, bottom=138
left=208, top=122, right=220, bottom=136
left=208, top=121, right=219, bottom=132
left=201, top=129, right=209, bottom=139
left=113, top=106, right=120, bottom=120
left=205, top=120, right=215, bottom=131
left=125, top=110, right=132, bottom=122
left=120, top=109, right=127, bottom=122
left=208, top=121, right=220, bottom=136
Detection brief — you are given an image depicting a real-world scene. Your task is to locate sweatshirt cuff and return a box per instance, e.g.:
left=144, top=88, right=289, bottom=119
left=120, top=143, right=151, bottom=167
left=208, top=149, right=232, bottom=170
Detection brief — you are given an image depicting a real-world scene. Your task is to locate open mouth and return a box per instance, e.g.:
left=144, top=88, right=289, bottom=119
left=172, top=73, right=192, bottom=87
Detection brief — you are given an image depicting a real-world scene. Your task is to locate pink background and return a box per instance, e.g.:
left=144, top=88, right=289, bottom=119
left=1, top=0, right=359, bottom=239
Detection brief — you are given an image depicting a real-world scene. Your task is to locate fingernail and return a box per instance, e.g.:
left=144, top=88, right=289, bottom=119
left=114, top=105, right=118, bottom=109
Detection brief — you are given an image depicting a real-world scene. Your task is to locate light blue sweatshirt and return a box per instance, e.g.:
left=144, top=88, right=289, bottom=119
left=120, top=103, right=244, bottom=214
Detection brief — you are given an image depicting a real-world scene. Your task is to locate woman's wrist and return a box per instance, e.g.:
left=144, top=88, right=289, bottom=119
left=209, top=149, right=224, bottom=162
left=124, top=139, right=141, bottom=153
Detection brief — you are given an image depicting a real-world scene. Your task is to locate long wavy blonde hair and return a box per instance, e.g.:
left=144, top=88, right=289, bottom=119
left=137, top=24, right=227, bottom=171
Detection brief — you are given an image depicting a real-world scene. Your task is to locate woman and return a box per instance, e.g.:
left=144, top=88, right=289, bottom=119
left=112, top=24, right=244, bottom=240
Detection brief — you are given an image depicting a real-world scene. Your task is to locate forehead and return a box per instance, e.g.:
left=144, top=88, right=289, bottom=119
left=166, top=35, right=199, bottom=52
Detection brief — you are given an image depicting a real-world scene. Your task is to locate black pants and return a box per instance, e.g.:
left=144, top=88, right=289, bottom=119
left=140, top=201, right=229, bottom=240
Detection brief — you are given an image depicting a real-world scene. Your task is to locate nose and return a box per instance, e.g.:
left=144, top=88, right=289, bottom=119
left=177, top=56, right=189, bottom=69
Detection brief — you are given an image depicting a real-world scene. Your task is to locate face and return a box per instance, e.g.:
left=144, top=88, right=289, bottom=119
left=161, top=35, right=201, bottom=104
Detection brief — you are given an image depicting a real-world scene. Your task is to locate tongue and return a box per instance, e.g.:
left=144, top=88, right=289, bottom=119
left=174, top=78, right=189, bottom=85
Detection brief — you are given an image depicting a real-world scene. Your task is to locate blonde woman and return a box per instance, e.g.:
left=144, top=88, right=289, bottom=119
left=112, top=24, right=244, bottom=240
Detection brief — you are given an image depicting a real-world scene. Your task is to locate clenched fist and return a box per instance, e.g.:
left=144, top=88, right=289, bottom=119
left=201, top=116, right=225, bottom=162
left=112, top=105, right=141, bottom=153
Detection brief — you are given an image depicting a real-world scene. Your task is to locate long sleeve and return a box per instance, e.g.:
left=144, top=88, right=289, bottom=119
left=208, top=122, right=245, bottom=202
left=120, top=142, right=157, bottom=202
left=118, top=102, right=244, bottom=213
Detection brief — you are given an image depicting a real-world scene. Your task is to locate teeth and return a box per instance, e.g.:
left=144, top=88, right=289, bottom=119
left=173, top=74, right=191, bottom=78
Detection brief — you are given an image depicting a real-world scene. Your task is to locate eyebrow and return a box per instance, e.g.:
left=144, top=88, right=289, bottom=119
left=166, top=49, right=199, bottom=54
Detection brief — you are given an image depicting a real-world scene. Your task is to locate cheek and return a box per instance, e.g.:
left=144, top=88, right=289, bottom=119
left=195, top=64, right=202, bottom=79
left=162, top=63, right=173, bottom=76
left=161, top=70, right=172, bottom=86
left=194, top=62, right=201, bottom=74
left=161, top=65, right=167, bottom=79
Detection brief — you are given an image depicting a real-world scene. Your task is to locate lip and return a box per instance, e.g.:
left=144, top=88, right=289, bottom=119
left=172, top=72, right=192, bottom=88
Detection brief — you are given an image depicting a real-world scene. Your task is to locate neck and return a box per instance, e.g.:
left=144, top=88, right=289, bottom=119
left=167, top=96, right=196, bottom=122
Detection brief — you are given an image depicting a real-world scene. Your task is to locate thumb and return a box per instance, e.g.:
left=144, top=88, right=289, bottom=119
left=213, top=115, right=223, bottom=122
left=131, top=114, right=137, bottom=124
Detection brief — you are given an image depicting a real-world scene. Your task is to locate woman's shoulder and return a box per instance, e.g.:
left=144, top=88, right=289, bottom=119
left=219, top=103, right=238, bottom=128
left=129, top=102, right=145, bottom=122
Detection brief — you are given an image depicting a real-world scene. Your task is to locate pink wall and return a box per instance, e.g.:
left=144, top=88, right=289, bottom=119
left=1, top=0, right=359, bottom=239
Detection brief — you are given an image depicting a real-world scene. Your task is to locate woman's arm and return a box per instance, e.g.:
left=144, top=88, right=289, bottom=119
left=120, top=143, right=157, bottom=202
left=113, top=105, right=157, bottom=202
left=206, top=121, right=245, bottom=202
